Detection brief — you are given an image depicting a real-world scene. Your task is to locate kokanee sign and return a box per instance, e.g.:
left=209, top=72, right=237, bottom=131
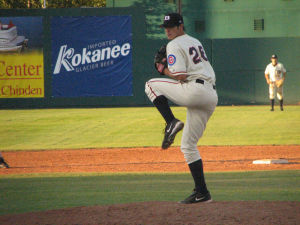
left=51, top=16, right=133, bottom=97
left=53, top=43, right=131, bottom=74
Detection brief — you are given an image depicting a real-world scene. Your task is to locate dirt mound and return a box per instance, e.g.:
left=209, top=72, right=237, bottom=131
left=1, top=201, right=299, bottom=225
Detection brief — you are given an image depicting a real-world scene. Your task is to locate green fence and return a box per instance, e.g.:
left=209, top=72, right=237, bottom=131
left=0, top=1, right=299, bottom=108
left=212, top=37, right=300, bottom=105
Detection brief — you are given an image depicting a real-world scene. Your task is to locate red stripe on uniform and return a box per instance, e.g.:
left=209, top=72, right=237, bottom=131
left=171, top=71, right=187, bottom=75
left=148, top=80, right=180, bottom=84
left=146, top=82, right=157, bottom=97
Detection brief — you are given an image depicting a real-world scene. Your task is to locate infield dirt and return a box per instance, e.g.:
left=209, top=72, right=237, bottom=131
left=1, top=145, right=300, bottom=174
left=1, top=145, right=300, bottom=225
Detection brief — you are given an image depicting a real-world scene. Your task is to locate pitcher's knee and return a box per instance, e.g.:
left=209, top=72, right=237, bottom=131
left=180, top=147, right=201, bottom=164
left=145, top=79, right=160, bottom=102
left=145, top=81, right=153, bottom=102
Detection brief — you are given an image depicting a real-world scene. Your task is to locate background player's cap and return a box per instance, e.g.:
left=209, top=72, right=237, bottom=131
left=271, top=54, right=278, bottom=58
left=160, top=13, right=184, bottom=28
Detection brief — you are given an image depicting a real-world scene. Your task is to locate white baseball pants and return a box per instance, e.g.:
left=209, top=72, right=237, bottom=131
left=269, top=82, right=283, bottom=100
left=145, top=78, right=218, bottom=164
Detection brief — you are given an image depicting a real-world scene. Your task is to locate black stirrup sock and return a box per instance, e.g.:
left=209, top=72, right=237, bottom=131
left=188, top=159, right=208, bottom=194
left=153, top=95, right=175, bottom=124
left=280, top=99, right=283, bottom=108
left=271, top=99, right=275, bottom=109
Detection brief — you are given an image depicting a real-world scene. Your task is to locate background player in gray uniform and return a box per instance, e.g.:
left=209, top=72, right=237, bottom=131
left=264, top=54, right=286, bottom=111
left=145, top=13, right=218, bottom=204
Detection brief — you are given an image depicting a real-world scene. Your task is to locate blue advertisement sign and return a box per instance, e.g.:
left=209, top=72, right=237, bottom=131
left=51, top=16, right=132, bottom=97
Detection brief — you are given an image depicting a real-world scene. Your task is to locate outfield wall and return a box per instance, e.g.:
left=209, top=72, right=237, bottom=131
left=0, top=6, right=299, bottom=108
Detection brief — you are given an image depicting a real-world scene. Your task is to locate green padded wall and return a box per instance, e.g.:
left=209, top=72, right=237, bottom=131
left=212, top=38, right=300, bottom=105
left=183, top=0, right=300, bottom=39
left=1, top=0, right=300, bottom=108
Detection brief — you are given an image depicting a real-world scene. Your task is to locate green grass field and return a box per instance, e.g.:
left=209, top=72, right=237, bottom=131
left=0, top=105, right=299, bottom=151
left=1, top=170, right=300, bottom=215
left=0, top=106, right=299, bottom=215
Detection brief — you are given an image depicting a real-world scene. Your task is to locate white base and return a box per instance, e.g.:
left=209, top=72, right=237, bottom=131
left=252, top=159, right=289, bottom=164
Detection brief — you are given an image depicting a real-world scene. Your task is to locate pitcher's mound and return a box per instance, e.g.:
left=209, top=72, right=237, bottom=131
left=1, top=201, right=299, bottom=225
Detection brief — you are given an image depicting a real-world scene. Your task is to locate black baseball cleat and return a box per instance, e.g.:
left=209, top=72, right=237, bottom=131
left=0, top=157, right=9, bottom=168
left=162, top=119, right=184, bottom=149
left=179, top=190, right=212, bottom=204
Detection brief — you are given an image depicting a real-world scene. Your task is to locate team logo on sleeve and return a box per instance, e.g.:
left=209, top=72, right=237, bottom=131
left=168, top=54, right=176, bottom=65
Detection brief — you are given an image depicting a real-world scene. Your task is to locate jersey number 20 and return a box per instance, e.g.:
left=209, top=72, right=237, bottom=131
left=189, top=46, right=208, bottom=64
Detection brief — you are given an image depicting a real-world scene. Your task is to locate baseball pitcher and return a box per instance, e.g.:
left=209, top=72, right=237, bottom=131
left=145, top=13, right=218, bottom=204
left=264, top=54, right=286, bottom=111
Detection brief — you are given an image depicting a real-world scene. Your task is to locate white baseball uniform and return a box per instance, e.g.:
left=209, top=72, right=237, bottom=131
left=145, top=34, right=218, bottom=164
left=265, top=62, right=286, bottom=100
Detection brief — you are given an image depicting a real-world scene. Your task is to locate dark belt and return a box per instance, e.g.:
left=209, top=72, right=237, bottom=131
left=196, top=79, right=216, bottom=90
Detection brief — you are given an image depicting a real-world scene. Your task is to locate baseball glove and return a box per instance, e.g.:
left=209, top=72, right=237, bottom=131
left=154, top=45, right=168, bottom=75
left=276, top=79, right=284, bottom=88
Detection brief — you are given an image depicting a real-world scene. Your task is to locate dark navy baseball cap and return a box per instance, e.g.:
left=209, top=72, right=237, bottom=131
left=271, top=54, right=278, bottom=58
left=160, top=13, right=184, bottom=28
